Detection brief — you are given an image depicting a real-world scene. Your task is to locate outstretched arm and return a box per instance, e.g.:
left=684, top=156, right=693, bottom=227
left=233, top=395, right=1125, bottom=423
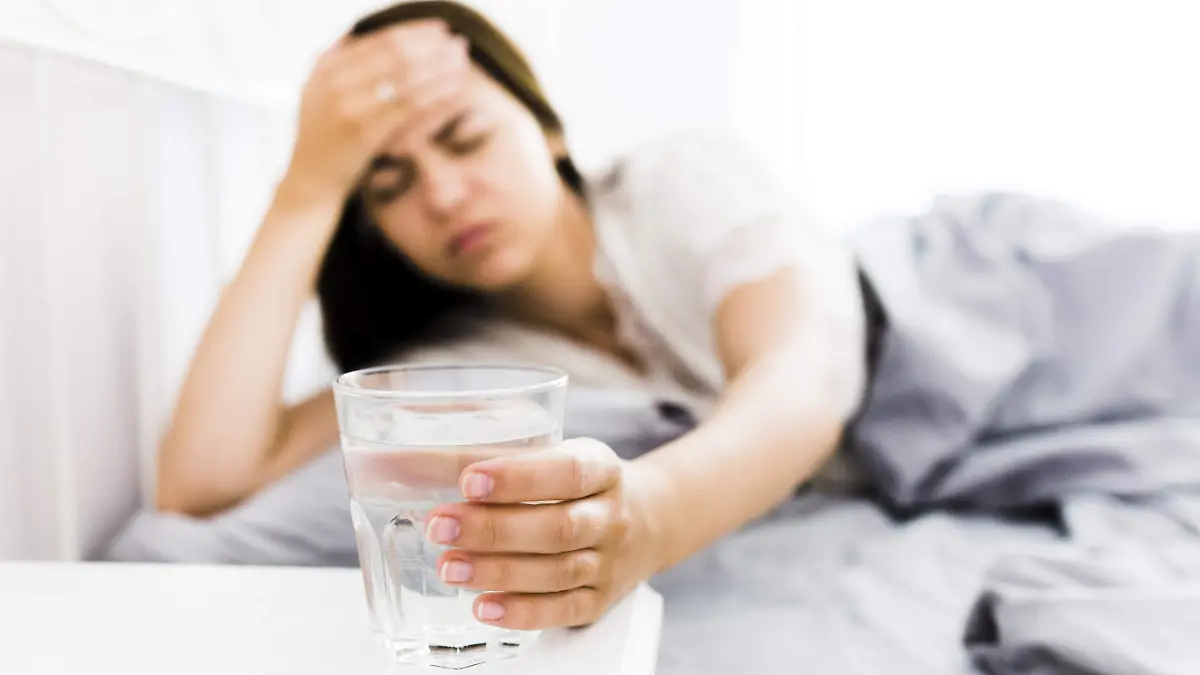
left=423, top=264, right=865, bottom=630
left=635, top=265, right=858, bottom=570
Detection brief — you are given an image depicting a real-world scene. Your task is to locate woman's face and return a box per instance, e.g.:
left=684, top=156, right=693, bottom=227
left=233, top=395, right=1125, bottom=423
left=360, top=63, right=567, bottom=292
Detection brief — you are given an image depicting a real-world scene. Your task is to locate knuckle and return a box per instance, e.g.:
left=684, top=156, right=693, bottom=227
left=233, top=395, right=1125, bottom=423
left=564, top=550, right=600, bottom=588
left=582, top=500, right=611, bottom=545
left=552, top=562, right=573, bottom=592
left=574, top=439, right=620, bottom=494
left=480, top=513, right=502, bottom=550
left=554, top=506, right=579, bottom=549
left=554, top=556, right=579, bottom=590
left=568, top=453, right=588, bottom=494
left=332, top=93, right=363, bottom=125
left=334, top=99, right=357, bottom=123
left=389, top=36, right=419, bottom=64
left=612, top=511, right=631, bottom=544
left=567, top=589, right=600, bottom=626
left=502, top=596, right=536, bottom=630
left=609, top=498, right=631, bottom=537
left=373, top=51, right=401, bottom=77
left=589, top=437, right=619, bottom=461
left=326, top=68, right=356, bottom=94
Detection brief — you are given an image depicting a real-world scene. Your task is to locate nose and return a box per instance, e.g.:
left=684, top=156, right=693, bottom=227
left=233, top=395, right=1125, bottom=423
left=418, top=157, right=468, bottom=221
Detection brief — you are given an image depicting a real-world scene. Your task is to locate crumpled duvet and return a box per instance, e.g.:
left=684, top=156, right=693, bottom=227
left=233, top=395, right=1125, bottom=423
left=848, top=192, right=1200, bottom=512
left=822, top=192, right=1200, bottom=674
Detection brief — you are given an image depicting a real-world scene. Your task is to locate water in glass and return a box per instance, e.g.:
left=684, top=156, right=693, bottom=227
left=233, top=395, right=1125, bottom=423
left=341, top=398, right=560, bottom=668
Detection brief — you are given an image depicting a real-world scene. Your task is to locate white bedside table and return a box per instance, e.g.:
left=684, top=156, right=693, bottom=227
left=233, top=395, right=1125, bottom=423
left=0, top=562, right=661, bottom=675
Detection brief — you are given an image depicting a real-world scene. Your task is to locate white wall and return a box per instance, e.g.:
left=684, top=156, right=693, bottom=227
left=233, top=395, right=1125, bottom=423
left=795, top=0, right=1200, bottom=230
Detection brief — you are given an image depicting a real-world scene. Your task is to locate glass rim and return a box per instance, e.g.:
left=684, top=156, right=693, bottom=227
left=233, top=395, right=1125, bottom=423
left=332, top=362, right=569, bottom=401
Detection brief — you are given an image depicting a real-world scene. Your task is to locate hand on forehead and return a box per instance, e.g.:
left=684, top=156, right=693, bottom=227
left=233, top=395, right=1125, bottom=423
left=376, top=67, right=492, bottom=156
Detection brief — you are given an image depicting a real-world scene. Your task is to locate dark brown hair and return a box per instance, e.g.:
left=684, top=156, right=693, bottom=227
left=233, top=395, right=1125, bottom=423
left=316, top=1, right=583, bottom=372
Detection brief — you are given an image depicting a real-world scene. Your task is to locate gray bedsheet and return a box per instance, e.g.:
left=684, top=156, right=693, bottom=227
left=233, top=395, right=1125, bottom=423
left=963, top=492, right=1200, bottom=675
left=654, top=490, right=1200, bottom=675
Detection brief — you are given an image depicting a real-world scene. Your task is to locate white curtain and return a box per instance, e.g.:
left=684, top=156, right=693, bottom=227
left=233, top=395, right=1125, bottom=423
left=0, top=0, right=379, bottom=560
left=1, top=0, right=1195, bottom=561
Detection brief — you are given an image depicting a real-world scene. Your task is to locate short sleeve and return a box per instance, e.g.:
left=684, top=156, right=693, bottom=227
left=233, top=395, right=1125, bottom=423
left=624, top=133, right=862, bottom=319
left=595, top=131, right=869, bottom=420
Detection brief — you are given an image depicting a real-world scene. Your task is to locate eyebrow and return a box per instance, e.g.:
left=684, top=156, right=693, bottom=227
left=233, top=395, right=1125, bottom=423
left=433, top=112, right=468, bottom=145
left=363, top=111, right=473, bottom=178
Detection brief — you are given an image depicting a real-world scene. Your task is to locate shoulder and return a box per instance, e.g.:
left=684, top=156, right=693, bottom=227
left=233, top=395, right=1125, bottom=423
left=591, top=130, right=785, bottom=221
left=587, top=130, right=794, bottom=266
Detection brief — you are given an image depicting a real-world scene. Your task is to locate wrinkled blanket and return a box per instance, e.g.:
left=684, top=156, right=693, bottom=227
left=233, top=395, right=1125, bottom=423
left=849, top=192, right=1200, bottom=510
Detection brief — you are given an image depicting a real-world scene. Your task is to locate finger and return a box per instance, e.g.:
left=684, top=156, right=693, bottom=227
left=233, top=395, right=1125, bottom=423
left=328, top=39, right=468, bottom=140
left=426, top=496, right=613, bottom=553
left=372, top=78, right=470, bottom=149
left=473, top=588, right=605, bottom=630
left=328, top=34, right=467, bottom=101
left=336, top=19, right=449, bottom=66
left=382, top=23, right=462, bottom=74
left=330, top=59, right=468, bottom=148
left=329, top=24, right=459, bottom=86
left=459, top=438, right=622, bottom=504
left=436, top=550, right=603, bottom=593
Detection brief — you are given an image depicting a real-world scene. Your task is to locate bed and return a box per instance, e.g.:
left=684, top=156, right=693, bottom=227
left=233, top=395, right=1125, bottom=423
left=105, top=192, right=1200, bottom=674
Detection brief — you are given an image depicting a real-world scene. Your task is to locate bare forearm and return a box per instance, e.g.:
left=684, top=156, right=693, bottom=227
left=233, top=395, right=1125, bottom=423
left=157, top=187, right=342, bottom=513
left=254, top=390, right=340, bottom=489
left=633, top=349, right=844, bottom=572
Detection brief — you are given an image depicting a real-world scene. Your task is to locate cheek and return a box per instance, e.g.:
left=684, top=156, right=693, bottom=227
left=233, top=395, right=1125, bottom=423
left=376, top=206, right=440, bottom=263
left=485, top=129, right=562, bottom=221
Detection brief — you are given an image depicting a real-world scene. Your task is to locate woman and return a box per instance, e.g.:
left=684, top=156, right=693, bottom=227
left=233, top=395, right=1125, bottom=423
left=157, top=0, right=871, bottom=630
left=156, top=0, right=1200, bottom=634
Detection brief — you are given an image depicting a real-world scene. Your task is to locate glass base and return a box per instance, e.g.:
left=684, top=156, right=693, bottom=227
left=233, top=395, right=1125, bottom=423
left=384, top=634, right=525, bottom=670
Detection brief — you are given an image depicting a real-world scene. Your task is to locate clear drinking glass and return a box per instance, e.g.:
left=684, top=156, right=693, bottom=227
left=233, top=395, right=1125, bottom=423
left=333, top=364, right=568, bottom=670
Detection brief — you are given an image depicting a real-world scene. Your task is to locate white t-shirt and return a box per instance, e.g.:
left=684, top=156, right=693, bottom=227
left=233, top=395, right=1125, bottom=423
left=586, top=132, right=869, bottom=421
left=405, top=132, right=869, bottom=424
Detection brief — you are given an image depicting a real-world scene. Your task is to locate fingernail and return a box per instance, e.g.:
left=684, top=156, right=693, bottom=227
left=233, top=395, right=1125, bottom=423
left=476, top=600, right=505, bottom=621
left=440, top=560, right=473, bottom=584
left=461, top=472, right=494, bottom=500
left=427, top=516, right=460, bottom=544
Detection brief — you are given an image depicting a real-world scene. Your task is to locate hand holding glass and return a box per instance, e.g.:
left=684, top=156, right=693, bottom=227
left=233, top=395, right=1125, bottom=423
left=333, top=364, right=567, bottom=670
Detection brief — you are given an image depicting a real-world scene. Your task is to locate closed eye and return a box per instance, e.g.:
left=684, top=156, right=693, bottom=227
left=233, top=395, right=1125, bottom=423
left=434, top=109, right=492, bottom=156
left=445, top=131, right=491, bottom=155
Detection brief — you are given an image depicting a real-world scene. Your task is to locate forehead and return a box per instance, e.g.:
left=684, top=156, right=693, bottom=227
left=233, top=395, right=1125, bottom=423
left=374, top=64, right=522, bottom=156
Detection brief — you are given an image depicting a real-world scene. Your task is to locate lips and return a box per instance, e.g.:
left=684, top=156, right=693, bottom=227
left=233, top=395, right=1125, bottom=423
left=447, top=223, right=493, bottom=256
